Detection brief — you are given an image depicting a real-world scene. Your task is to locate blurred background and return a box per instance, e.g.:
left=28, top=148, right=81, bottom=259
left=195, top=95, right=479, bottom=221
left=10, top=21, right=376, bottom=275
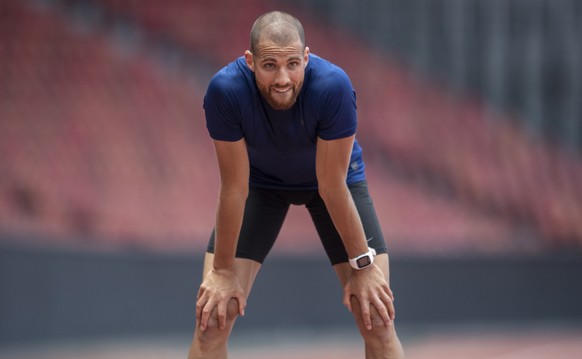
left=1, top=0, right=582, bottom=357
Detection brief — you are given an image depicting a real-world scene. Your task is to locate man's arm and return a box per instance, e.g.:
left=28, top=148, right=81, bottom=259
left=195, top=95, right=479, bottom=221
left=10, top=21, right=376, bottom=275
left=213, top=138, right=250, bottom=269
left=316, top=135, right=395, bottom=330
left=316, top=135, right=368, bottom=257
left=196, top=138, right=249, bottom=331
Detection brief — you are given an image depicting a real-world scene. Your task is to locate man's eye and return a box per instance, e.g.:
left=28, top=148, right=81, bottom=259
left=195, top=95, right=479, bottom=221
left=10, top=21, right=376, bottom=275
left=264, top=63, right=276, bottom=69
left=288, top=62, right=299, bottom=68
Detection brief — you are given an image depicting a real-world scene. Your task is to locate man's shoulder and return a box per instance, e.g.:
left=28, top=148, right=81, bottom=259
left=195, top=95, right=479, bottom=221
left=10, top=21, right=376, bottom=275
left=207, top=57, right=253, bottom=95
left=306, top=54, right=353, bottom=94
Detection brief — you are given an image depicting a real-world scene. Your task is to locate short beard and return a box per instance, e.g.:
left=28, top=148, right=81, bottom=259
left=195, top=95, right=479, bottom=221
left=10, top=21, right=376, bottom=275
left=258, top=82, right=302, bottom=110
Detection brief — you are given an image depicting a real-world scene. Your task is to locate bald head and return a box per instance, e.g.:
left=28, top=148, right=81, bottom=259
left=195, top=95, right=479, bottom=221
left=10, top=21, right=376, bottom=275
left=250, top=11, right=305, bottom=54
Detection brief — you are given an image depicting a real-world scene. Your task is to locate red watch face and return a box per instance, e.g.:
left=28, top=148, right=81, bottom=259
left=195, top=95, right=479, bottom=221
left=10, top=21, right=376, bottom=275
left=356, top=255, right=371, bottom=268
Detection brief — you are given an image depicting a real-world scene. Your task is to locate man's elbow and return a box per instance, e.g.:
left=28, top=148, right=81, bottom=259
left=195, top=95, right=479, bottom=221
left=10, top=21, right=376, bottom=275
left=219, top=183, right=249, bottom=201
left=318, top=181, right=348, bottom=203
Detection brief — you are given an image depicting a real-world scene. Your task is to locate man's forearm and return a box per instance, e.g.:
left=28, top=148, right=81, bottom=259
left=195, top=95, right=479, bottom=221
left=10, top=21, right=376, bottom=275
left=319, top=185, right=369, bottom=258
left=213, top=188, right=248, bottom=270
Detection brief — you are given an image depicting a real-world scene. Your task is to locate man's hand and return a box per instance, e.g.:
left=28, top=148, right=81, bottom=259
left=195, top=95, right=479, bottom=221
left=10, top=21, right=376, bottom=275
left=196, top=268, right=246, bottom=331
left=343, top=264, right=395, bottom=330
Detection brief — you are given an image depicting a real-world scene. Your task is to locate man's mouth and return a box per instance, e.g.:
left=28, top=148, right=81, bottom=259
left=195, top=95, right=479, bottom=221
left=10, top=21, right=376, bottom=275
left=272, top=86, right=292, bottom=94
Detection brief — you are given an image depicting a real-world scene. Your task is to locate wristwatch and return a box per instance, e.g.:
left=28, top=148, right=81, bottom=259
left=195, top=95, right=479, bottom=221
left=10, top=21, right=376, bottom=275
left=349, top=247, right=377, bottom=270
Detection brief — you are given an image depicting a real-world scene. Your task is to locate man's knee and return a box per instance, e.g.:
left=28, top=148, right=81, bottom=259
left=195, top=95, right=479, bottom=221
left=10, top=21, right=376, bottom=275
left=196, top=299, right=241, bottom=342
left=191, top=299, right=242, bottom=358
left=347, top=297, right=404, bottom=358
left=350, top=296, right=396, bottom=341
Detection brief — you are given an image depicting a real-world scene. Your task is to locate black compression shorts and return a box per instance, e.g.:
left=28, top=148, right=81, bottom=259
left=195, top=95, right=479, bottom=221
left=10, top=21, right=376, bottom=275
left=206, top=181, right=388, bottom=265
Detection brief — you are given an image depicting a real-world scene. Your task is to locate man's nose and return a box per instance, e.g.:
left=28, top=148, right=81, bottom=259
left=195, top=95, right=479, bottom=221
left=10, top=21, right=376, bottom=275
left=274, top=68, right=290, bottom=85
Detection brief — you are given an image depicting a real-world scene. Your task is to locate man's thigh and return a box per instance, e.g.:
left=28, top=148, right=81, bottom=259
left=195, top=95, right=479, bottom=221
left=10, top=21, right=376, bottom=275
left=306, top=181, right=388, bottom=265
left=206, top=188, right=291, bottom=263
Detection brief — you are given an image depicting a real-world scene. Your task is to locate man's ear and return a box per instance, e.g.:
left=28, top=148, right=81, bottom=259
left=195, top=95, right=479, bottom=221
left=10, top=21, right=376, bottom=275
left=304, top=46, right=310, bottom=67
left=244, top=50, right=255, bottom=72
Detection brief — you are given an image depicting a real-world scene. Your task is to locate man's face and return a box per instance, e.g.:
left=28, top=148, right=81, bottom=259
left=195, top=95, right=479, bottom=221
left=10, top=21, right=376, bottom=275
left=245, top=41, right=309, bottom=110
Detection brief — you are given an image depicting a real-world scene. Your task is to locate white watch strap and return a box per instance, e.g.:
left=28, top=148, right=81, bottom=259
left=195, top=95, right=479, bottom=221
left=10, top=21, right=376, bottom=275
left=349, top=247, right=377, bottom=270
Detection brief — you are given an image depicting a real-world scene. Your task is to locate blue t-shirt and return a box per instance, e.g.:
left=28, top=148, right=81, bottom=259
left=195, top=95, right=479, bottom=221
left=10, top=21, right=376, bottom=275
left=204, top=54, right=366, bottom=190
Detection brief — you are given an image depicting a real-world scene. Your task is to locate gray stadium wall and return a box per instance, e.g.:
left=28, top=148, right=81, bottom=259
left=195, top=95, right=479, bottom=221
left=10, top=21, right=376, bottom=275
left=1, top=239, right=582, bottom=344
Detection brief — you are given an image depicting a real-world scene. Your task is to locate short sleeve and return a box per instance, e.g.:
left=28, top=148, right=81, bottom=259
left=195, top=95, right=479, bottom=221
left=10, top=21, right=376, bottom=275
left=204, top=73, right=244, bottom=142
left=316, top=71, right=357, bottom=140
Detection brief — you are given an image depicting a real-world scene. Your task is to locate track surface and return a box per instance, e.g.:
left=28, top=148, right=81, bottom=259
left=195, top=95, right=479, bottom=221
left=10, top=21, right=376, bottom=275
left=1, top=325, right=580, bottom=359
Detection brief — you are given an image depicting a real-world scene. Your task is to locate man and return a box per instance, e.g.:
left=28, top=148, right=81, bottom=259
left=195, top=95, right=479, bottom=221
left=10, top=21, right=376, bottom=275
left=188, top=11, right=404, bottom=359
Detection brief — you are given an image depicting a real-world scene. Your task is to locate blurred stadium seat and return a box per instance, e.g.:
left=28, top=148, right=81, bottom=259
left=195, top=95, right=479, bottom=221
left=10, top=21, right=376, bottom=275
left=1, top=0, right=581, bottom=255
left=0, top=1, right=217, bottom=250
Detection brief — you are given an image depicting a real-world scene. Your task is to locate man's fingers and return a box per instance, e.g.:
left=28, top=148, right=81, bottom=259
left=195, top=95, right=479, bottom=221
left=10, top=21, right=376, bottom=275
left=197, top=296, right=246, bottom=332
left=343, top=292, right=353, bottom=312
left=196, top=291, right=217, bottom=332
left=380, top=291, right=395, bottom=321
left=199, top=302, right=213, bottom=332
left=387, top=299, right=396, bottom=321
left=351, top=292, right=396, bottom=331
left=359, top=300, right=373, bottom=331
left=237, top=295, right=247, bottom=316
left=386, top=286, right=395, bottom=302
left=373, top=297, right=392, bottom=325
left=217, top=302, right=227, bottom=330
left=195, top=294, right=207, bottom=322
